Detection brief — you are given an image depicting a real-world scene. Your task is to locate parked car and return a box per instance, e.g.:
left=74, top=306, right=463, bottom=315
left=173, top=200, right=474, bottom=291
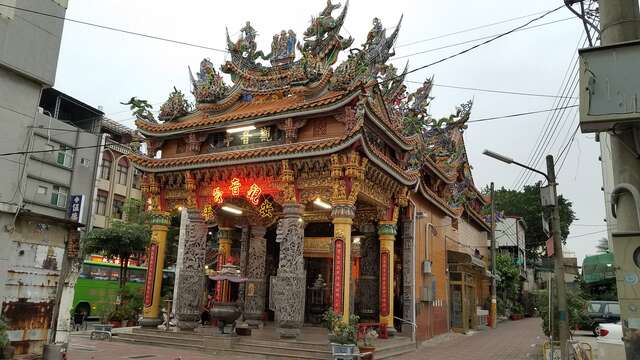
left=595, top=322, right=624, bottom=360
left=585, top=300, right=620, bottom=334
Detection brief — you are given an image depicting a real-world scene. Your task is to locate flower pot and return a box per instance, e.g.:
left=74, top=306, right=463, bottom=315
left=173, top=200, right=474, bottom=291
left=330, top=343, right=358, bottom=355
left=109, top=320, right=122, bottom=328
left=358, top=345, right=375, bottom=359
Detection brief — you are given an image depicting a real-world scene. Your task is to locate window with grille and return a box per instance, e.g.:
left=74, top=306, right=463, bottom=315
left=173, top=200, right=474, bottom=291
left=56, top=145, right=74, bottom=168
left=50, top=185, right=68, bottom=208
left=117, top=158, right=129, bottom=185
left=100, top=153, right=112, bottom=180
left=96, top=191, right=107, bottom=215
left=112, top=196, right=125, bottom=219
left=132, top=168, right=142, bottom=189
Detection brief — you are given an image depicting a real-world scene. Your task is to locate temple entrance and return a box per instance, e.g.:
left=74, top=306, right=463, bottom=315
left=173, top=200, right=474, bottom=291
left=304, top=257, right=331, bottom=324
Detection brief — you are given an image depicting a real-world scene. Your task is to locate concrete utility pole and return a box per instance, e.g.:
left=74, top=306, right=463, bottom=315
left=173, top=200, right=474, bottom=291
left=490, top=182, right=497, bottom=329
left=547, top=155, right=569, bottom=359
left=598, top=1, right=640, bottom=358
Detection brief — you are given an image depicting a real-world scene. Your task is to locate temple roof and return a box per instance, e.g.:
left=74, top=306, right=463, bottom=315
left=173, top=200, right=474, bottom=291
left=136, top=90, right=351, bottom=135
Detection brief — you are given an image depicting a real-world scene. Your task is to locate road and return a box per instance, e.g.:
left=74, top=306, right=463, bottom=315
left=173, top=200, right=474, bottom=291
left=397, top=318, right=546, bottom=360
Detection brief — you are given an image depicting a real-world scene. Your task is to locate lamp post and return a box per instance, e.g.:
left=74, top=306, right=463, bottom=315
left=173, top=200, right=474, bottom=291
left=483, top=150, right=569, bottom=360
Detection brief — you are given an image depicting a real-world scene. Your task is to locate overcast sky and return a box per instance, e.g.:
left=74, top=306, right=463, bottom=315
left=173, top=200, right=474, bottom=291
left=54, top=0, right=607, bottom=264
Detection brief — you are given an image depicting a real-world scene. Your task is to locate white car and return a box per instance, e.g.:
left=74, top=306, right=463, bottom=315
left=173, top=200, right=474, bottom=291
left=595, top=322, right=625, bottom=360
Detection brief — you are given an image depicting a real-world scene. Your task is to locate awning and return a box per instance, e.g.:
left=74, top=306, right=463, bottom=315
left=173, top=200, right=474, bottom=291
left=448, top=250, right=488, bottom=273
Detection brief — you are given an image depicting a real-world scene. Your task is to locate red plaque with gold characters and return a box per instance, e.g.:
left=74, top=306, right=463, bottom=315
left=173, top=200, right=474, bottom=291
left=332, top=238, right=344, bottom=314
left=380, top=251, right=390, bottom=316
left=144, top=243, right=158, bottom=307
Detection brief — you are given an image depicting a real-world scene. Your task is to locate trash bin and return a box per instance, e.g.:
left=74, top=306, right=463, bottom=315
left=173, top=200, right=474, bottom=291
left=43, top=343, right=67, bottom=360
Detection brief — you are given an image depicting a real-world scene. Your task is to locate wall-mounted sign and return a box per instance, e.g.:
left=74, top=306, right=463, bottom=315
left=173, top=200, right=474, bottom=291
left=207, top=125, right=281, bottom=151
left=67, top=194, right=85, bottom=223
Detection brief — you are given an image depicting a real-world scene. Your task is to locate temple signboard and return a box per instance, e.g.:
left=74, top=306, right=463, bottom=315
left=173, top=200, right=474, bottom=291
left=380, top=251, right=390, bottom=316
left=332, top=238, right=345, bottom=314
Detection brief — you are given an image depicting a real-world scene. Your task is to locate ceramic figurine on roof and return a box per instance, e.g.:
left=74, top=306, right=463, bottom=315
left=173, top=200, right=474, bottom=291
left=362, top=15, right=402, bottom=74
left=158, top=87, right=192, bottom=122
left=226, top=21, right=270, bottom=65
left=329, top=16, right=402, bottom=91
left=401, top=76, right=434, bottom=136
left=190, top=58, right=229, bottom=103
left=299, top=0, right=353, bottom=65
left=121, top=97, right=156, bottom=123
left=269, top=30, right=297, bottom=66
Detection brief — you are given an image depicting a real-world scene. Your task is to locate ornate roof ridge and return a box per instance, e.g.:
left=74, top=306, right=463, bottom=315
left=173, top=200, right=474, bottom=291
left=135, top=90, right=353, bottom=135
left=417, top=181, right=457, bottom=217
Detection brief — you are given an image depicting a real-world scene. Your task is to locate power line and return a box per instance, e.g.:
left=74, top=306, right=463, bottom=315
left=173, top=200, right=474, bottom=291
left=0, top=142, right=136, bottom=157
left=0, top=2, right=228, bottom=53
left=376, top=6, right=566, bottom=88
left=566, top=229, right=608, bottom=239
left=407, top=80, right=578, bottom=99
left=512, top=35, right=584, bottom=190
left=395, top=9, right=551, bottom=48
left=393, top=17, right=573, bottom=60
left=467, top=105, right=578, bottom=124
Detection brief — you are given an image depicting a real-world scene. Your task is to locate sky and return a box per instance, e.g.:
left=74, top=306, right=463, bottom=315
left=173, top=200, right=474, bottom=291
left=53, top=0, right=608, bottom=264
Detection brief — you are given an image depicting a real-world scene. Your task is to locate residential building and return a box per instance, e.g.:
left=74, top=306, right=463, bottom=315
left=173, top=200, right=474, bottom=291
left=90, top=117, right=143, bottom=230
left=0, top=1, right=116, bottom=354
left=496, top=216, right=527, bottom=275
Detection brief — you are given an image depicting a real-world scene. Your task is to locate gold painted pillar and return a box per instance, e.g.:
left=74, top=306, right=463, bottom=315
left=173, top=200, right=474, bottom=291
left=331, top=203, right=355, bottom=323
left=378, top=219, right=397, bottom=334
left=216, top=227, right=234, bottom=302
left=141, top=212, right=171, bottom=327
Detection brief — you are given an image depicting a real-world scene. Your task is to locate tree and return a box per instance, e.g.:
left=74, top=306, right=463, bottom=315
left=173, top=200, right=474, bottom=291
left=84, top=199, right=151, bottom=289
left=489, top=183, right=576, bottom=261
left=596, top=237, right=609, bottom=253
left=496, top=254, right=522, bottom=315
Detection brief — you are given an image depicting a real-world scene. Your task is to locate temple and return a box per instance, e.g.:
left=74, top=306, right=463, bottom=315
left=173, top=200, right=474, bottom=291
left=130, top=0, right=491, bottom=341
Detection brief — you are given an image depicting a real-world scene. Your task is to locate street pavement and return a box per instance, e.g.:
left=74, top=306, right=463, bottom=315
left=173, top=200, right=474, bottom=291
left=68, top=318, right=547, bottom=360
left=397, top=317, right=547, bottom=360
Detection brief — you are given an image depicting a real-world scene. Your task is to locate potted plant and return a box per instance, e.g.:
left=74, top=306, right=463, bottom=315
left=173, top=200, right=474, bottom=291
left=328, top=314, right=359, bottom=356
left=510, top=303, right=524, bottom=320
left=0, top=318, right=15, bottom=360
left=358, top=328, right=378, bottom=356
left=108, top=309, right=125, bottom=328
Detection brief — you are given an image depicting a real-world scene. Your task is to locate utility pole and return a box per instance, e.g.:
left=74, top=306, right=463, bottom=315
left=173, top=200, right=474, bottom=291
left=547, top=155, right=570, bottom=360
left=597, top=1, right=640, bottom=358
left=490, top=182, right=497, bottom=329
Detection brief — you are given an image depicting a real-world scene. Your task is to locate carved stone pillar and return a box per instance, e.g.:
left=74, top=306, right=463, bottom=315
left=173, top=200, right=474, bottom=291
left=331, top=203, right=355, bottom=323
left=244, top=225, right=267, bottom=327
left=401, top=219, right=415, bottom=336
left=174, top=209, right=208, bottom=331
left=378, top=220, right=397, bottom=336
left=141, top=212, right=171, bottom=327
left=273, top=203, right=306, bottom=338
left=238, top=227, right=249, bottom=302
left=358, top=223, right=379, bottom=320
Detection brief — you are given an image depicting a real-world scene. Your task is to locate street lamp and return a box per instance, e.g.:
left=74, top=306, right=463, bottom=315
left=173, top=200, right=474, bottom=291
left=483, top=149, right=569, bottom=360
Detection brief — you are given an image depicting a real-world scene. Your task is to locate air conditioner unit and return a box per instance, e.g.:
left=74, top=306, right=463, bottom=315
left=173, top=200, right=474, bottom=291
left=422, top=260, right=432, bottom=274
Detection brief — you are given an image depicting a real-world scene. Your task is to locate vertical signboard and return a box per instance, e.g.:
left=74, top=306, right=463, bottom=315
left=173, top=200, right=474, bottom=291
left=380, top=251, right=390, bottom=316
left=144, top=243, right=158, bottom=307
left=332, top=238, right=344, bottom=314
left=67, top=194, right=85, bottom=223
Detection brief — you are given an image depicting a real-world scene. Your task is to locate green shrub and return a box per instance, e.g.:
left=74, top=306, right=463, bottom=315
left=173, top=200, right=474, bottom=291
left=0, top=318, right=9, bottom=350
left=535, top=288, right=588, bottom=336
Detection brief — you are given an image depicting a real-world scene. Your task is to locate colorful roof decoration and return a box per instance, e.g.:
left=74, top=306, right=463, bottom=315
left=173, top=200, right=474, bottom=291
left=128, top=0, right=486, bottom=214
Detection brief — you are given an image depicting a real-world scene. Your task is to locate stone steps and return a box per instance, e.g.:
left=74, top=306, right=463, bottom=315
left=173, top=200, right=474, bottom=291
left=114, top=329, right=416, bottom=360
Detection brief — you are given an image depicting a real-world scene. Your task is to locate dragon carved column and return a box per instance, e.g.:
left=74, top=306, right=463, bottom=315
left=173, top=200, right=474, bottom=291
left=272, top=160, right=306, bottom=339
left=244, top=225, right=267, bottom=328
left=174, top=171, right=209, bottom=331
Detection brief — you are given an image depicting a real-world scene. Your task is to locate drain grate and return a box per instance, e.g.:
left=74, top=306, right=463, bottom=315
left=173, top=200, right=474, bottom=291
left=128, top=355, right=157, bottom=359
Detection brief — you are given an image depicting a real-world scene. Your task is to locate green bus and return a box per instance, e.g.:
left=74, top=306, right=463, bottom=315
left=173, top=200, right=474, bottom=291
left=72, top=260, right=174, bottom=317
